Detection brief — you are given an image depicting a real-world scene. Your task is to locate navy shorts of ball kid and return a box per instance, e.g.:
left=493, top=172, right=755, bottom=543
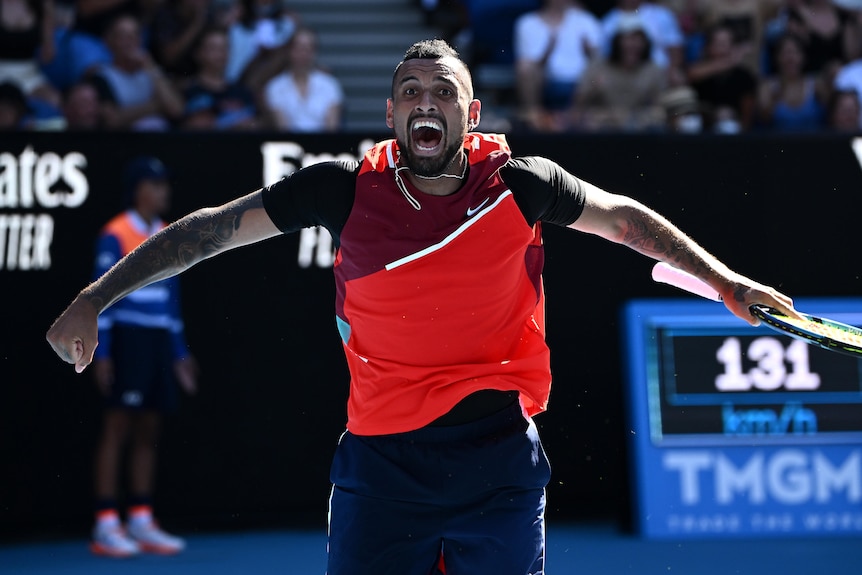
left=104, top=325, right=178, bottom=412
left=327, top=401, right=551, bottom=575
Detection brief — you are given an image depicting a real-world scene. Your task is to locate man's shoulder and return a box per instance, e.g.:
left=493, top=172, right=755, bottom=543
left=293, top=160, right=361, bottom=181
left=270, top=160, right=360, bottom=194
left=502, top=155, right=556, bottom=172
left=499, top=156, right=567, bottom=190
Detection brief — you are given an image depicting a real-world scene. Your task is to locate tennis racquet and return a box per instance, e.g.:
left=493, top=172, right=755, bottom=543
left=651, top=262, right=862, bottom=358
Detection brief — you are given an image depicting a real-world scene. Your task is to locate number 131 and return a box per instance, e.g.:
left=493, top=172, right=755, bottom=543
left=715, top=337, right=821, bottom=391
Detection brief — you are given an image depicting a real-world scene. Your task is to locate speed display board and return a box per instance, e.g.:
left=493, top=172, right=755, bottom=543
left=624, top=299, right=862, bottom=538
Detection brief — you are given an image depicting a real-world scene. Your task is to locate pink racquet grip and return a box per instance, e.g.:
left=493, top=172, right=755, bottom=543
left=651, top=262, right=722, bottom=302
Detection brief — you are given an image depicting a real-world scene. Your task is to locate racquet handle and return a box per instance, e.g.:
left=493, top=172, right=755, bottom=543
left=651, top=262, right=722, bottom=302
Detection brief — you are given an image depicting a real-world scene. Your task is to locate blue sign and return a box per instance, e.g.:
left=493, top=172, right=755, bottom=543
left=623, top=298, right=862, bottom=538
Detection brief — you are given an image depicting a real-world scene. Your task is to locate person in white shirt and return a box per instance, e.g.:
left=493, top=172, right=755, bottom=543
left=514, top=0, right=602, bottom=131
left=263, top=26, right=343, bottom=132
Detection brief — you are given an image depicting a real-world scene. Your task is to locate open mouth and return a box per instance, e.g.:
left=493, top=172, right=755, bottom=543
left=411, top=119, right=444, bottom=153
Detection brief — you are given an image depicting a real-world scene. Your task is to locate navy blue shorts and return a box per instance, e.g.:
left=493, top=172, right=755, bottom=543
left=327, top=402, right=551, bottom=575
left=104, top=325, right=177, bottom=412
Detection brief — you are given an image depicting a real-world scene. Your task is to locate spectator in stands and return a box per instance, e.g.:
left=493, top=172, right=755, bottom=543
left=262, top=26, right=343, bottom=132
left=687, top=23, right=759, bottom=133
left=45, top=0, right=162, bottom=91
left=698, top=0, right=782, bottom=75
left=826, top=87, right=860, bottom=130
left=182, top=27, right=261, bottom=130
left=572, top=13, right=667, bottom=131
left=62, top=78, right=104, bottom=129
left=90, top=13, right=184, bottom=130
left=513, top=0, right=602, bottom=132
left=834, top=49, right=862, bottom=127
left=600, top=0, right=685, bottom=83
left=0, top=0, right=62, bottom=110
left=40, top=4, right=102, bottom=91
left=149, top=0, right=217, bottom=84
left=659, top=84, right=704, bottom=133
left=73, top=0, right=158, bottom=39
left=782, top=0, right=862, bottom=75
left=757, top=32, right=826, bottom=131
left=0, top=80, right=30, bottom=129
left=226, top=0, right=299, bottom=89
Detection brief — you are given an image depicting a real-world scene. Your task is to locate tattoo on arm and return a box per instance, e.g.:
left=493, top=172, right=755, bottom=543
left=621, top=214, right=709, bottom=279
left=84, top=193, right=262, bottom=312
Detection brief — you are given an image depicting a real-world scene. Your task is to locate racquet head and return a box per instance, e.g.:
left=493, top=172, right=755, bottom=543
left=749, top=305, right=862, bottom=358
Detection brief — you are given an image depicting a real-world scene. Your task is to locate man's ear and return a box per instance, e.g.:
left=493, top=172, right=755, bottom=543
left=467, top=99, right=481, bottom=130
left=386, top=99, right=394, bottom=129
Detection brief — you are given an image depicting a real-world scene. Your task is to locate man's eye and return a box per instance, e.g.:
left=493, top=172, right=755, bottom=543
left=440, top=88, right=453, bottom=96
left=404, top=88, right=417, bottom=96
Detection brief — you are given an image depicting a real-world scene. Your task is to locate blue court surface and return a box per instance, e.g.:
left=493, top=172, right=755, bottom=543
left=2, top=522, right=861, bottom=574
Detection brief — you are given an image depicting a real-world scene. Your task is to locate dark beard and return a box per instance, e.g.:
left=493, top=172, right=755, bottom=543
left=397, top=136, right=463, bottom=177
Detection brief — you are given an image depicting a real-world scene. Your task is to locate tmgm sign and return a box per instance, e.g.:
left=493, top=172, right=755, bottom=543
left=624, top=298, right=862, bottom=538
left=646, top=446, right=862, bottom=537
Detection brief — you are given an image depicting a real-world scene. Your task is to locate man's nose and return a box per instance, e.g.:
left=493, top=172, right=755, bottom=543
left=415, top=91, right=436, bottom=112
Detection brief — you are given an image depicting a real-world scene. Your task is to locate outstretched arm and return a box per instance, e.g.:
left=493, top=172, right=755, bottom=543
left=569, top=179, right=798, bottom=325
left=46, top=190, right=280, bottom=373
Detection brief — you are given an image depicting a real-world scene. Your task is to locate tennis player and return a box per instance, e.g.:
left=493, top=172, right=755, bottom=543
left=47, top=39, right=797, bottom=574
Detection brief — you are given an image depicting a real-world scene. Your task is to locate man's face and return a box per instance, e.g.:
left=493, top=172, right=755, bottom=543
left=136, top=179, right=170, bottom=215
left=64, top=84, right=100, bottom=128
left=106, top=16, right=142, bottom=61
left=197, top=31, right=229, bottom=72
left=386, top=57, right=479, bottom=177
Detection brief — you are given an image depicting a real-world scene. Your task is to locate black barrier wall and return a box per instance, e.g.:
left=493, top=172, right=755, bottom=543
left=2, top=132, right=861, bottom=538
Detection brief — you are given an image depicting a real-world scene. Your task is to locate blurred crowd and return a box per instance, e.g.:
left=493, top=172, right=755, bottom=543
left=3, top=0, right=862, bottom=134
left=0, top=0, right=342, bottom=131
left=436, top=0, right=862, bottom=134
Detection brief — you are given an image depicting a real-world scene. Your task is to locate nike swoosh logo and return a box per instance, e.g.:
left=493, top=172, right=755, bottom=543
left=466, top=197, right=489, bottom=217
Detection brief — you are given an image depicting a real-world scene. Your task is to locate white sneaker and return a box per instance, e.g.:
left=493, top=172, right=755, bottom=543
left=127, top=518, right=186, bottom=554
left=90, top=522, right=141, bottom=558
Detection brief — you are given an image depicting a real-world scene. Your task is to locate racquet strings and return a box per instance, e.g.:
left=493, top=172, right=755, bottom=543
left=752, top=306, right=862, bottom=352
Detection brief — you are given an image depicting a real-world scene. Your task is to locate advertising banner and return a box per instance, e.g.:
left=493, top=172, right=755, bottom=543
left=625, top=299, right=862, bottom=538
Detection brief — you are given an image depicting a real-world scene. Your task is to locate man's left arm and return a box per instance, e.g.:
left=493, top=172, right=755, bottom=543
left=568, top=178, right=797, bottom=325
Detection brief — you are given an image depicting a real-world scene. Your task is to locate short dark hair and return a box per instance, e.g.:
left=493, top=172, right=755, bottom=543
left=391, top=39, right=473, bottom=98
left=402, top=39, right=461, bottom=62
left=609, top=28, right=652, bottom=66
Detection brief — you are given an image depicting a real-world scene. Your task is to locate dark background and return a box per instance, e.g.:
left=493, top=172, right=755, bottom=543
left=2, top=131, right=860, bottom=541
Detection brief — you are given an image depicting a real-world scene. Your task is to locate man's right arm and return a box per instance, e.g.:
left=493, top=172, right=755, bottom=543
left=46, top=190, right=280, bottom=373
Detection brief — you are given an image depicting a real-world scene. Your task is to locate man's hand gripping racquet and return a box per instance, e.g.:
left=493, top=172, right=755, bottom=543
left=652, top=262, right=862, bottom=358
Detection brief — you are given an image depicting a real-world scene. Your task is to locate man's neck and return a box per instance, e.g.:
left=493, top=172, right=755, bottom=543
left=405, top=152, right=468, bottom=197
left=133, top=208, right=157, bottom=227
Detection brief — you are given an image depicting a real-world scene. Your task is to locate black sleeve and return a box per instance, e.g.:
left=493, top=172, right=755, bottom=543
left=499, top=156, right=586, bottom=227
left=261, top=160, right=359, bottom=246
